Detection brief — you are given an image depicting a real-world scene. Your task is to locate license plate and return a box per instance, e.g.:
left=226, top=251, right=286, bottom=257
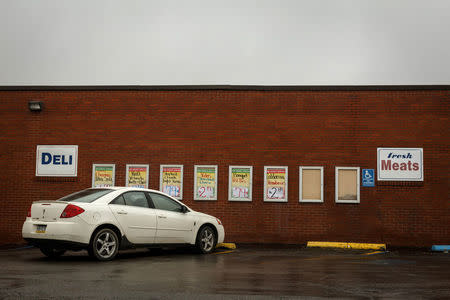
left=36, top=225, right=47, bottom=233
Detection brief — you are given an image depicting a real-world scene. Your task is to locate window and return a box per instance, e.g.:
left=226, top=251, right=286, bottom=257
left=299, top=166, right=323, bottom=203
left=264, top=166, right=288, bottom=202
left=160, top=165, right=183, bottom=200
left=110, top=195, right=126, bottom=205
left=92, top=164, right=115, bottom=187
left=125, top=164, right=149, bottom=188
left=149, top=192, right=183, bottom=212
left=228, top=166, right=253, bottom=201
left=58, top=188, right=113, bottom=203
left=335, top=167, right=360, bottom=203
left=194, top=165, right=218, bottom=201
left=122, top=192, right=149, bottom=208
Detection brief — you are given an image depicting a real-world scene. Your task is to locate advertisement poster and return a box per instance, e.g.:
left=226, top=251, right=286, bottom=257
left=36, top=145, right=78, bottom=177
left=160, top=165, right=183, bottom=200
left=92, top=164, right=115, bottom=187
left=229, top=166, right=252, bottom=201
left=377, top=148, right=423, bottom=181
left=194, top=165, right=218, bottom=200
left=264, top=166, right=288, bottom=202
left=126, top=164, right=149, bottom=188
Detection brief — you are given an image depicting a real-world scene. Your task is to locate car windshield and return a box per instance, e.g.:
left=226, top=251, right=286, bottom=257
left=58, top=188, right=114, bottom=203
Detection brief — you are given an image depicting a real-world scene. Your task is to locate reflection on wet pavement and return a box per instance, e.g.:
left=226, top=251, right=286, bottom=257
left=0, top=246, right=449, bottom=299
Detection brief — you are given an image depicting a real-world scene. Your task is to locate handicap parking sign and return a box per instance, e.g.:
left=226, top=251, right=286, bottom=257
left=362, top=169, right=375, bottom=187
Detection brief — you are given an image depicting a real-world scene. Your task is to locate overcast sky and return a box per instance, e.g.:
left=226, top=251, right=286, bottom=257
left=1, top=0, right=450, bottom=86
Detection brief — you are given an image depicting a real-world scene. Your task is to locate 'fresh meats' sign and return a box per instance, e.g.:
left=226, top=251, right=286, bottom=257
left=377, top=148, right=423, bottom=181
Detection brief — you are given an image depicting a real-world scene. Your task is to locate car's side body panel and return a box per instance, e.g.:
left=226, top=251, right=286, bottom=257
left=109, top=204, right=157, bottom=244
left=154, top=208, right=196, bottom=243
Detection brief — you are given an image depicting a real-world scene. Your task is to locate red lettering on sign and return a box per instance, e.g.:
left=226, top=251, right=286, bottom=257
left=381, top=160, right=391, bottom=170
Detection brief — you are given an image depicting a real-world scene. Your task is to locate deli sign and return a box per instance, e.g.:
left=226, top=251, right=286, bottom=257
left=36, top=145, right=78, bottom=177
left=377, top=148, right=423, bottom=181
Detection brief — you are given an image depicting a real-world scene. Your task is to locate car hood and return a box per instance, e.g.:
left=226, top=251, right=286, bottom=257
left=189, top=210, right=215, bottom=220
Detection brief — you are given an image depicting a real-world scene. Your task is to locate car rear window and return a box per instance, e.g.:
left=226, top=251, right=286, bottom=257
left=58, top=189, right=114, bottom=203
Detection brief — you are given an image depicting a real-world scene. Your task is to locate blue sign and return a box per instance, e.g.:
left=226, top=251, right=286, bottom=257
left=362, top=169, right=375, bottom=187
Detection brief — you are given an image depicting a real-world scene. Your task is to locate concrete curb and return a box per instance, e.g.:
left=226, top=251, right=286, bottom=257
left=216, top=243, right=237, bottom=250
left=307, top=241, right=386, bottom=250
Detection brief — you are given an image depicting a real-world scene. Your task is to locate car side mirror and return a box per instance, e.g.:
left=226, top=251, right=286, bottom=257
left=181, top=206, right=188, bottom=214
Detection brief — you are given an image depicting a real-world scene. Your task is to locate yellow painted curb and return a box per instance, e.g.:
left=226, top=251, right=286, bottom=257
left=216, top=243, right=237, bottom=250
left=214, top=250, right=235, bottom=255
left=362, top=251, right=385, bottom=256
left=307, top=241, right=386, bottom=250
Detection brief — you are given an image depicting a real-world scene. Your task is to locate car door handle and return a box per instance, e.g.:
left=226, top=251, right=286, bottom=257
left=117, top=211, right=128, bottom=215
left=158, top=215, right=167, bottom=219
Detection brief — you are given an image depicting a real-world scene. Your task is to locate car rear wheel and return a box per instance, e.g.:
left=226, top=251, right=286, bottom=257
left=196, top=226, right=217, bottom=254
left=90, top=228, right=119, bottom=261
left=40, top=247, right=66, bottom=258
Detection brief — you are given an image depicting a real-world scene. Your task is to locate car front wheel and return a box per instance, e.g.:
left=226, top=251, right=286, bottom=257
left=90, top=228, right=119, bottom=261
left=196, top=226, right=217, bottom=254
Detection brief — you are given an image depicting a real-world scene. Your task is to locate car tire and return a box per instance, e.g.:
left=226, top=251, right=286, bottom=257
left=40, top=247, right=66, bottom=258
left=196, top=226, right=217, bottom=254
left=90, top=228, right=119, bottom=261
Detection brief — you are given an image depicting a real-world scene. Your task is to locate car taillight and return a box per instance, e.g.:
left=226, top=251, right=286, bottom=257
left=216, top=218, right=222, bottom=225
left=27, top=206, right=31, bottom=217
left=60, top=204, right=85, bottom=218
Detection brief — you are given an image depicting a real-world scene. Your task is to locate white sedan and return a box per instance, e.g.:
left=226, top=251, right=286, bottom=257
left=22, top=187, right=225, bottom=261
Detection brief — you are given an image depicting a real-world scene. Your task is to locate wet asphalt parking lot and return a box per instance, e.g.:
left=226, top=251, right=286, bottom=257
left=0, top=245, right=449, bottom=299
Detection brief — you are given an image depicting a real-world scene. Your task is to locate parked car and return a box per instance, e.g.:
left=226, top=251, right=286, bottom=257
left=22, top=187, right=225, bottom=261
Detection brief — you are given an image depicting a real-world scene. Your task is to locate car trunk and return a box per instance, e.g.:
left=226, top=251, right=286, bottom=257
left=31, top=201, right=68, bottom=222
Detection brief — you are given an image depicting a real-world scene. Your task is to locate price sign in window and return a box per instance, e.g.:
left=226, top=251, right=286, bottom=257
left=264, top=166, right=288, bottom=202
left=92, top=164, right=115, bottom=187
left=126, top=164, right=149, bottom=189
left=194, top=165, right=218, bottom=201
left=160, top=165, right=183, bottom=200
left=229, top=166, right=253, bottom=201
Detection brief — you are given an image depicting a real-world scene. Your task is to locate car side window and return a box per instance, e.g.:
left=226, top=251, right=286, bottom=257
left=110, top=195, right=126, bottom=205
left=122, top=192, right=149, bottom=208
left=148, top=192, right=183, bottom=212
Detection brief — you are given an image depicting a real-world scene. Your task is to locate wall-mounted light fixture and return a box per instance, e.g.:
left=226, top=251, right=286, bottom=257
left=28, top=101, right=44, bottom=112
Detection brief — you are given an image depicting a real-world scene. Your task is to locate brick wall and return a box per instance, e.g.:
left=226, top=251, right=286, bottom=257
left=0, top=89, right=449, bottom=247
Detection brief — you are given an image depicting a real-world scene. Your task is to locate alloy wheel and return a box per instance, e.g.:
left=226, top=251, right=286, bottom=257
left=94, top=230, right=117, bottom=260
left=200, top=227, right=215, bottom=252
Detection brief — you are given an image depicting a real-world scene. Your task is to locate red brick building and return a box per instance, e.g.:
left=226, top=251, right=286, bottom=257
left=0, top=86, right=449, bottom=247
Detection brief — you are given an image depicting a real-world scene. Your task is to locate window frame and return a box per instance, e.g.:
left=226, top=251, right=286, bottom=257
left=299, top=166, right=324, bottom=203
left=92, top=164, right=115, bottom=187
left=263, top=166, right=288, bottom=202
left=193, top=165, right=218, bottom=201
left=228, top=165, right=253, bottom=202
left=159, top=164, right=184, bottom=200
left=335, top=167, right=360, bottom=204
left=125, top=164, right=149, bottom=189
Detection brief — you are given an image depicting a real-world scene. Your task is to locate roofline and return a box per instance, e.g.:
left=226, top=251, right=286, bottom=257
left=0, top=85, right=449, bottom=91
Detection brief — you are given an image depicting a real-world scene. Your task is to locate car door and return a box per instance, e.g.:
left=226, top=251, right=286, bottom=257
left=109, top=191, right=157, bottom=244
left=148, top=192, right=195, bottom=244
